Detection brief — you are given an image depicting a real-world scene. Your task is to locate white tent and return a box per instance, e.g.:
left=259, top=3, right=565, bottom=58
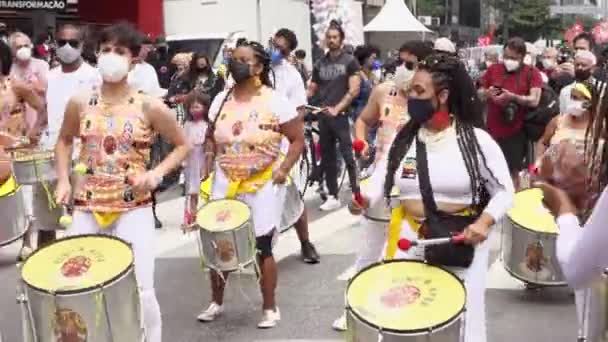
left=364, top=0, right=432, bottom=33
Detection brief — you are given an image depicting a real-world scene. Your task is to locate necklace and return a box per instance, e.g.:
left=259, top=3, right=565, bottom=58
left=418, top=124, right=455, bottom=148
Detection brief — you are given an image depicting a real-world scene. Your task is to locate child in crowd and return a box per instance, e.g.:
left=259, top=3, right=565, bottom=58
left=182, top=92, right=211, bottom=226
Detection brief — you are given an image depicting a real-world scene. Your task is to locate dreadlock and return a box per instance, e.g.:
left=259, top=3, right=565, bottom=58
left=585, top=79, right=608, bottom=194
left=236, top=40, right=275, bottom=89
left=384, top=53, right=499, bottom=211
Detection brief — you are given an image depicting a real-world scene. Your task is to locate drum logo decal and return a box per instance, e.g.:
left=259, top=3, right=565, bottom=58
left=525, top=242, right=547, bottom=273
left=61, top=256, right=92, bottom=278
left=54, top=308, right=87, bottom=342
left=215, top=209, right=231, bottom=223
left=216, top=240, right=235, bottom=262
left=401, top=157, right=417, bottom=179
left=380, top=285, right=422, bottom=308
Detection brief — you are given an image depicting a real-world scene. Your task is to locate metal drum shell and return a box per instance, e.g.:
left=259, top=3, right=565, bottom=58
left=363, top=197, right=399, bottom=223
left=345, top=260, right=465, bottom=342
left=197, top=200, right=256, bottom=272
left=12, top=157, right=56, bottom=185
left=582, top=272, right=608, bottom=342
left=31, top=181, right=63, bottom=231
left=0, top=185, right=26, bottom=247
left=502, top=217, right=566, bottom=286
left=23, top=267, right=142, bottom=342
left=279, top=181, right=304, bottom=233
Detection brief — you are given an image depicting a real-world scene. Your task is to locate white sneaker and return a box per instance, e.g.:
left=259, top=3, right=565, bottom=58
left=332, top=312, right=347, bottom=331
left=257, top=307, right=281, bottom=329
left=320, top=197, right=341, bottom=211
left=197, top=302, right=224, bottom=322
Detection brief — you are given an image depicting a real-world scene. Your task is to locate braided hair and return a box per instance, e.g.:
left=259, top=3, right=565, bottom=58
left=235, top=39, right=275, bottom=89
left=384, top=53, right=500, bottom=211
left=585, top=79, right=608, bottom=193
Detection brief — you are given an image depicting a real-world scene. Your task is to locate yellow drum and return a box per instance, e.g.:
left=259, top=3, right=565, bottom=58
left=346, top=260, right=466, bottom=341
left=19, top=235, right=143, bottom=342
left=502, top=188, right=565, bottom=286
left=361, top=176, right=399, bottom=222
left=197, top=199, right=256, bottom=272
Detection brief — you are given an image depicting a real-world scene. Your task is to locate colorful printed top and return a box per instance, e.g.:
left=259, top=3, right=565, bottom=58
left=74, top=92, right=154, bottom=213
left=374, top=84, right=408, bottom=164
left=0, top=78, right=27, bottom=137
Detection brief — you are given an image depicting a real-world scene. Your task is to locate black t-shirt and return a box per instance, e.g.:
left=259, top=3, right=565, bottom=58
left=312, top=51, right=360, bottom=107
left=147, top=51, right=174, bottom=89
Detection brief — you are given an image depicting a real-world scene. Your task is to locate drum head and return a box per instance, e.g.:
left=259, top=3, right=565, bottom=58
left=197, top=199, right=251, bottom=232
left=508, top=189, right=558, bottom=234
left=346, top=260, right=466, bottom=333
left=21, top=235, right=133, bottom=294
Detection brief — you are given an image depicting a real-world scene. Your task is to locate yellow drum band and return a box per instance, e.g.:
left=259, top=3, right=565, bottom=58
left=0, top=174, right=18, bottom=197
left=196, top=199, right=251, bottom=232
left=508, top=188, right=558, bottom=234
left=21, top=236, right=133, bottom=292
left=347, top=261, right=466, bottom=331
left=385, top=207, right=475, bottom=260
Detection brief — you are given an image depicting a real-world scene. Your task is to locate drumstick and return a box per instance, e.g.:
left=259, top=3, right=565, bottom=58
left=397, top=234, right=466, bottom=251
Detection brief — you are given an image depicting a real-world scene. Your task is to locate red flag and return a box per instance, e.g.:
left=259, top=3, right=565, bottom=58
left=478, top=36, right=491, bottom=47
left=592, top=20, right=608, bottom=44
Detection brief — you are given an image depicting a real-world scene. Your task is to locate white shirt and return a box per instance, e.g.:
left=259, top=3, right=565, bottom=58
left=272, top=59, right=306, bottom=153
left=393, top=127, right=515, bottom=222
left=208, top=89, right=297, bottom=236
left=128, top=62, right=164, bottom=97
left=43, top=62, right=101, bottom=148
left=557, top=186, right=608, bottom=289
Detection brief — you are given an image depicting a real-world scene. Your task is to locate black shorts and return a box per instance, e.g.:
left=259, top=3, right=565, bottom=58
left=256, top=231, right=275, bottom=259
left=496, top=131, right=527, bottom=173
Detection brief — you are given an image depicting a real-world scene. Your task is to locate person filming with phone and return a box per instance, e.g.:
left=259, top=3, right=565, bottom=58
left=480, top=37, right=543, bottom=189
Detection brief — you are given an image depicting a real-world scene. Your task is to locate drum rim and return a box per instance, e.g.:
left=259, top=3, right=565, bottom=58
left=362, top=214, right=390, bottom=223
left=505, top=216, right=558, bottom=236
left=22, top=234, right=135, bottom=295
left=346, top=259, right=466, bottom=334
left=197, top=198, right=252, bottom=232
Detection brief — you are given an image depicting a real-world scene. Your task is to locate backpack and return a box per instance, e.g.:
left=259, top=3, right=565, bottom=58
left=523, top=68, right=560, bottom=142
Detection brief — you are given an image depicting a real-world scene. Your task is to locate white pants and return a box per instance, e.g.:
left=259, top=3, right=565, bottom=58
left=66, top=207, right=162, bottom=342
left=395, top=222, right=489, bottom=342
left=354, top=217, right=387, bottom=272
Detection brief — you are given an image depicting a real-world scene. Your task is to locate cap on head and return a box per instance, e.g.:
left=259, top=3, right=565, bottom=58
left=434, top=37, right=456, bottom=54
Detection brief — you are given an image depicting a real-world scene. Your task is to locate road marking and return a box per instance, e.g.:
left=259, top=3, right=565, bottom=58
left=486, top=258, right=524, bottom=290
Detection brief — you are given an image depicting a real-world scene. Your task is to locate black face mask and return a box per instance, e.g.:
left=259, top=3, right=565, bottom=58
left=197, top=66, right=209, bottom=73
left=408, top=97, right=435, bottom=124
left=229, top=60, right=251, bottom=83
left=575, top=69, right=591, bottom=82
left=404, top=61, right=415, bottom=71
left=157, top=46, right=168, bottom=55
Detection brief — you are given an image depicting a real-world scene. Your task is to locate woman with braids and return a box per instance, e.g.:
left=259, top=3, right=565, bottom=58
left=382, top=54, right=513, bottom=342
left=196, top=40, right=304, bottom=328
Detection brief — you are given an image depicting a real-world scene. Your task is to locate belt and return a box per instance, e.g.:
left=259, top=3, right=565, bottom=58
left=200, top=162, right=275, bottom=200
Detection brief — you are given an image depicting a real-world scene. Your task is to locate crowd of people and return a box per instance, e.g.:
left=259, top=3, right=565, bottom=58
left=2, top=15, right=608, bottom=342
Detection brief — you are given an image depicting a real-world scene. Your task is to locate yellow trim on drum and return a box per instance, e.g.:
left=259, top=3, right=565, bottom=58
left=196, top=199, right=251, bottom=232
left=0, top=175, right=18, bottom=197
left=508, top=189, right=558, bottom=234
left=21, top=236, right=133, bottom=292
left=347, top=261, right=466, bottom=332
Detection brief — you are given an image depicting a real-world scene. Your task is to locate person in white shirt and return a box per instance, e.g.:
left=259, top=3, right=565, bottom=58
left=270, top=28, right=320, bottom=264
left=128, top=35, right=163, bottom=97
left=34, top=24, right=101, bottom=247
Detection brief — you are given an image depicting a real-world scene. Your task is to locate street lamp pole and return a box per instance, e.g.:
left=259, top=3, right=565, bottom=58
left=256, top=0, right=262, bottom=41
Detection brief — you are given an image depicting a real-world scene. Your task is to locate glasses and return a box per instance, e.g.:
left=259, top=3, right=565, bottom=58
left=57, top=39, right=80, bottom=48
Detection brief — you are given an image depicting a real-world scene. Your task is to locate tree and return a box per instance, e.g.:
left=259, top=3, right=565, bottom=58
left=416, top=0, right=445, bottom=19
left=489, top=0, right=552, bottom=42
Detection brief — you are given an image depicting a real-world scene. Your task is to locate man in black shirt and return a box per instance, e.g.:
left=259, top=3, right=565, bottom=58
left=147, top=36, right=174, bottom=90
left=307, top=21, right=361, bottom=211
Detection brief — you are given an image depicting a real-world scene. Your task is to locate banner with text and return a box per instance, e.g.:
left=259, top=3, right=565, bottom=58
left=0, top=0, right=67, bottom=10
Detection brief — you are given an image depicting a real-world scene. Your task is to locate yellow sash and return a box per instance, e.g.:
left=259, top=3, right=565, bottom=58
left=200, top=163, right=275, bottom=201
left=385, top=206, right=474, bottom=260
left=93, top=212, right=121, bottom=229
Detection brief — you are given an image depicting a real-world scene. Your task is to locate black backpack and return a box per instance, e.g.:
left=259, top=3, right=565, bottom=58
left=523, top=69, right=560, bottom=142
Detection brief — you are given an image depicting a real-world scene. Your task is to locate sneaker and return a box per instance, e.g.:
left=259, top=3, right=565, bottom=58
left=197, top=302, right=224, bottom=322
left=320, top=197, right=341, bottom=211
left=332, top=312, right=347, bottom=331
left=301, top=241, right=320, bottom=264
left=257, top=307, right=281, bottom=329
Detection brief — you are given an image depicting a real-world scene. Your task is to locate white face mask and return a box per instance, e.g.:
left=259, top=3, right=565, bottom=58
left=504, top=59, right=520, bottom=72
left=393, top=65, right=414, bottom=91
left=56, top=43, right=81, bottom=64
left=566, top=99, right=587, bottom=117
left=542, top=58, right=556, bottom=70
left=98, top=53, right=130, bottom=83
left=16, top=46, right=31, bottom=61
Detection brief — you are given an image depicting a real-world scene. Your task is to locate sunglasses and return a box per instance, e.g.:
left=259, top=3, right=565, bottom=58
left=57, top=39, right=80, bottom=48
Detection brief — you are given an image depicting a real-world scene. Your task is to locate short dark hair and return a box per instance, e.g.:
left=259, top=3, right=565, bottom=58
left=294, top=49, right=306, bottom=59
left=354, top=45, right=380, bottom=66
left=399, top=40, right=433, bottom=61
left=574, top=32, right=595, bottom=50
left=504, top=37, right=527, bottom=56
left=275, top=28, right=298, bottom=51
left=327, top=20, right=345, bottom=41
left=98, top=22, right=142, bottom=57
left=0, top=39, right=12, bottom=75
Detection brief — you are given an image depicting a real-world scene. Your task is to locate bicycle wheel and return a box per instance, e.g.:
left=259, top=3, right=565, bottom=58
left=295, top=152, right=311, bottom=197
left=336, top=154, right=347, bottom=193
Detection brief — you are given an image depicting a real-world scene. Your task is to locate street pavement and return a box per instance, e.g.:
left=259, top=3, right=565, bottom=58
left=0, top=187, right=579, bottom=342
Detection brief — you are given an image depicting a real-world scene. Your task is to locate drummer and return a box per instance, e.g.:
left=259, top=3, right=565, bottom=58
left=196, top=40, right=304, bottom=328
left=383, top=54, right=514, bottom=342
left=331, top=63, right=413, bottom=331
left=54, top=22, right=190, bottom=342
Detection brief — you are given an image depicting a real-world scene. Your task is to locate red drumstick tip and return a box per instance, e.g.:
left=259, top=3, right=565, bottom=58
left=452, top=234, right=466, bottom=243
left=397, top=238, right=412, bottom=251
left=352, top=139, right=365, bottom=152
left=354, top=192, right=364, bottom=205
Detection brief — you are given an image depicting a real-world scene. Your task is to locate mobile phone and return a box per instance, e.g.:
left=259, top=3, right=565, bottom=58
left=304, top=104, right=322, bottom=112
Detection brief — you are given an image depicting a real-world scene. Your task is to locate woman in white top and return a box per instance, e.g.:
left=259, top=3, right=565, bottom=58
left=383, top=54, right=514, bottom=342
